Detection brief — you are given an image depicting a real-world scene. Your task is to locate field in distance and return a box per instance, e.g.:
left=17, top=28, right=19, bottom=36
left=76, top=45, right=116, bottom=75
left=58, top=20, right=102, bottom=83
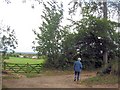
left=4, top=57, right=45, bottom=64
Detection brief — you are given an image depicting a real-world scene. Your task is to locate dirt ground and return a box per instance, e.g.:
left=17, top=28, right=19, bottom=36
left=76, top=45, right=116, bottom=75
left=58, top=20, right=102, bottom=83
left=2, top=71, right=118, bottom=88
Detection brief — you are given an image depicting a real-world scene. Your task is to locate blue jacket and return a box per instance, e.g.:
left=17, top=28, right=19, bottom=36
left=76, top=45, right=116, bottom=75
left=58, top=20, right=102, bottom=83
left=74, top=60, right=82, bottom=72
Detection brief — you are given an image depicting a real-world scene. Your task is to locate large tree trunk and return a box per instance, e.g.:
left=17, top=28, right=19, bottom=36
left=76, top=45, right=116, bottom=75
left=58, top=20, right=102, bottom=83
left=103, top=51, right=108, bottom=67
left=103, top=0, right=108, bottom=67
left=118, top=2, right=120, bottom=28
left=103, top=1, right=107, bottom=19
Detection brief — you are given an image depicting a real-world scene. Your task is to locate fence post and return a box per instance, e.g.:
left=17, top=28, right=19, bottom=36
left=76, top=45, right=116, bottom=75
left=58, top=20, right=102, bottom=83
left=3, top=62, right=6, bottom=70
left=27, top=63, right=29, bottom=73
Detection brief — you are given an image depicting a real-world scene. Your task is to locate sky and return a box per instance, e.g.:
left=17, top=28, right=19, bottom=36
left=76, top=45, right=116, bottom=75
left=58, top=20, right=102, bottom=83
left=0, top=0, right=119, bottom=52
left=0, top=0, right=41, bottom=52
left=0, top=0, right=72, bottom=52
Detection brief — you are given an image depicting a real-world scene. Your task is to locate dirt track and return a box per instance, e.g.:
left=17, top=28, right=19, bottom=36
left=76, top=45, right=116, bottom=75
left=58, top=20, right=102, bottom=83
left=3, top=72, right=118, bottom=88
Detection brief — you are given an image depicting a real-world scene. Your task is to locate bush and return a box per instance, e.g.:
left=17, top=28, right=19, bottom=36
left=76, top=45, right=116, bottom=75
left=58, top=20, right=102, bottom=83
left=43, top=54, right=73, bottom=70
left=81, top=59, right=103, bottom=70
left=110, top=59, right=119, bottom=75
left=97, top=58, right=119, bottom=76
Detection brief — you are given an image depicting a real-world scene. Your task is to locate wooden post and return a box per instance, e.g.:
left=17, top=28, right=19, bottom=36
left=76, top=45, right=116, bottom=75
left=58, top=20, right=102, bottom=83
left=27, top=63, right=29, bottom=73
left=3, top=62, right=6, bottom=70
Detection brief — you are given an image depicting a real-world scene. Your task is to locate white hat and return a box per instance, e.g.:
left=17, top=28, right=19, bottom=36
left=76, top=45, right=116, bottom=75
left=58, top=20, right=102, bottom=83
left=78, top=58, right=81, bottom=61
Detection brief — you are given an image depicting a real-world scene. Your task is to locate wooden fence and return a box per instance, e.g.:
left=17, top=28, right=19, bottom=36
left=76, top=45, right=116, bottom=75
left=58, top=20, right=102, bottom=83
left=3, top=62, right=43, bottom=73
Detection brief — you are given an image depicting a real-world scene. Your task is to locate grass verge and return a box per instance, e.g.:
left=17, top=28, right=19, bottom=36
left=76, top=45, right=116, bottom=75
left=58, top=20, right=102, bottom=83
left=2, top=74, right=19, bottom=79
left=81, top=74, right=118, bottom=85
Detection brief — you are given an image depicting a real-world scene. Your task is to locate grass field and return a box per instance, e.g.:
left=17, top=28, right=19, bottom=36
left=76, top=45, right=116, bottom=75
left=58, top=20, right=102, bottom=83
left=4, top=57, right=45, bottom=64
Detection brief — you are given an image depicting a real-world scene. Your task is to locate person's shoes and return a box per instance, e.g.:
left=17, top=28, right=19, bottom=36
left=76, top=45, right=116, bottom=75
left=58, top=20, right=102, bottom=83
left=74, top=79, right=76, bottom=81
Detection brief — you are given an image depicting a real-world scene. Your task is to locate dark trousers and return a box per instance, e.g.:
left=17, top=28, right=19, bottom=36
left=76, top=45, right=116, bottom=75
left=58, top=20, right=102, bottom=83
left=74, top=71, right=80, bottom=81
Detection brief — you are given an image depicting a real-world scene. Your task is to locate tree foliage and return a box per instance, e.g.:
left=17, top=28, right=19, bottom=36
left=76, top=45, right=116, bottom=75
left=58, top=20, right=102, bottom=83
left=33, top=0, right=119, bottom=69
left=33, top=0, right=70, bottom=69
left=71, top=15, right=118, bottom=69
left=0, top=24, right=18, bottom=52
left=68, top=0, right=119, bottom=68
left=0, top=23, right=18, bottom=60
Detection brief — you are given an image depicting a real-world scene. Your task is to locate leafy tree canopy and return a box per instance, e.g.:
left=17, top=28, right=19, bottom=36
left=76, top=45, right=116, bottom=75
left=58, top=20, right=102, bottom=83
left=0, top=23, right=18, bottom=52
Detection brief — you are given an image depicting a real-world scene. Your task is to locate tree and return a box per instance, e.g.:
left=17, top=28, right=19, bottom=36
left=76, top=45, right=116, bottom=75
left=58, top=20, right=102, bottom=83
left=0, top=23, right=18, bottom=59
left=33, top=0, right=65, bottom=68
left=62, top=27, right=77, bottom=64
left=68, top=0, right=119, bottom=67
left=72, top=15, right=118, bottom=68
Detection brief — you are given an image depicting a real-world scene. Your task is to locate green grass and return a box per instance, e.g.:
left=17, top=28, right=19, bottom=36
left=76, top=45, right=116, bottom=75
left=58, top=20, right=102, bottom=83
left=81, top=75, right=118, bottom=85
left=4, top=57, right=45, bottom=64
left=2, top=75, right=19, bottom=79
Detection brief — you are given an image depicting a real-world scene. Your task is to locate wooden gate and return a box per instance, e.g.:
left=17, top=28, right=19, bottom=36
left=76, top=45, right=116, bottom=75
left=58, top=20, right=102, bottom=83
left=3, top=62, right=43, bottom=73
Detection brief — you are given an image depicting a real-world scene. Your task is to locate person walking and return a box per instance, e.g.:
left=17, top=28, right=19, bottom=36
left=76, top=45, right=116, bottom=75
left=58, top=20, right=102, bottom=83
left=74, top=58, right=82, bottom=81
